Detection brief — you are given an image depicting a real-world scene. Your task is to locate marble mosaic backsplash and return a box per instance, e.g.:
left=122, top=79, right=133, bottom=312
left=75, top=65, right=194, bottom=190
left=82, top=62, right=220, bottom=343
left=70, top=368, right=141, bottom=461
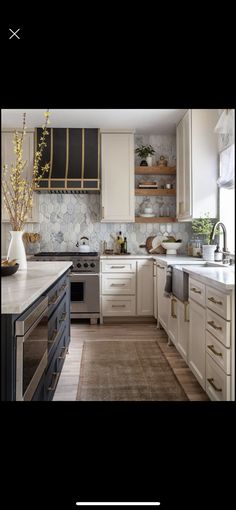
left=23, top=194, right=192, bottom=255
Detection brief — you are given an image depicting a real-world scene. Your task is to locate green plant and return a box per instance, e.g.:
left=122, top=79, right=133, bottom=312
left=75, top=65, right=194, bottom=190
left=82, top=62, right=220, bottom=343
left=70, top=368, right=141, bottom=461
left=135, top=144, right=155, bottom=159
left=192, top=213, right=220, bottom=245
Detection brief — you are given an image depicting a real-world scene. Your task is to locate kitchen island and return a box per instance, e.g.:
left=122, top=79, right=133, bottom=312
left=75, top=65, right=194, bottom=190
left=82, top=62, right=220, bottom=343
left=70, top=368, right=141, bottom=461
left=1, top=261, right=72, bottom=401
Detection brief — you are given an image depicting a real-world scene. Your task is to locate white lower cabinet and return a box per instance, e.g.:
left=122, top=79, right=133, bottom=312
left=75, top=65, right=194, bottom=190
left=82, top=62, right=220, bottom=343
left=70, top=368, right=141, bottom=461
left=177, top=301, right=189, bottom=363
left=206, top=354, right=231, bottom=401
left=157, top=263, right=169, bottom=331
left=102, top=296, right=136, bottom=316
left=168, top=297, right=178, bottom=346
left=137, top=260, right=153, bottom=316
left=189, top=298, right=206, bottom=390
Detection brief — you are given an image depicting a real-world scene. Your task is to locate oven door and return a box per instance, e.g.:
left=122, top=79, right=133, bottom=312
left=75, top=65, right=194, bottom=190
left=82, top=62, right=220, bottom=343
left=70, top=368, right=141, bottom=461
left=15, top=296, right=48, bottom=401
left=70, top=273, right=99, bottom=313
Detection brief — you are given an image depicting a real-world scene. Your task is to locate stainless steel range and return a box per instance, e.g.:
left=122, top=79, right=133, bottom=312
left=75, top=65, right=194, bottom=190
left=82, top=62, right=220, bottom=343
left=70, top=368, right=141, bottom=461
left=34, top=252, right=100, bottom=323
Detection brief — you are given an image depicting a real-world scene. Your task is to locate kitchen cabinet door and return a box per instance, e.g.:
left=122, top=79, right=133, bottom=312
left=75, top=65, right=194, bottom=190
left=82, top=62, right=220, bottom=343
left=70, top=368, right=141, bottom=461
left=101, top=132, right=135, bottom=222
left=157, top=263, right=169, bottom=332
left=189, top=299, right=206, bottom=389
left=176, top=109, right=218, bottom=221
left=177, top=300, right=189, bottom=363
left=1, top=130, right=39, bottom=222
left=137, top=260, right=154, bottom=316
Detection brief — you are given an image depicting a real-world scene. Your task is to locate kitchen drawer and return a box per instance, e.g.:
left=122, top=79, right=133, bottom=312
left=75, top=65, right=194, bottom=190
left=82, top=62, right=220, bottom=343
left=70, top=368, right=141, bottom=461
left=45, top=327, right=67, bottom=401
left=101, top=260, right=136, bottom=273
left=189, top=278, right=205, bottom=307
left=206, top=353, right=231, bottom=401
left=102, top=273, right=135, bottom=295
left=48, top=293, right=67, bottom=363
left=102, top=296, right=136, bottom=316
left=206, top=330, right=231, bottom=374
left=206, top=308, right=230, bottom=347
left=47, top=274, right=68, bottom=318
left=206, top=285, right=231, bottom=320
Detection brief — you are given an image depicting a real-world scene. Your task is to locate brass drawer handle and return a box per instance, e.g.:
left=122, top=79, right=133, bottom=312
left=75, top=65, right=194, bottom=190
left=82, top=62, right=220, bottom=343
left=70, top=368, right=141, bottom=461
left=49, top=329, right=58, bottom=344
left=59, top=313, right=67, bottom=323
left=157, top=265, right=165, bottom=269
left=58, top=346, right=67, bottom=360
left=112, top=304, right=126, bottom=308
left=207, top=320, right=222, bottom=331
left=59, top=283, right=67, bottom=294
left=190, top=287, right=201, bottom=294
left=48, top=293, right=58, bottom=306
left=184, top=302, right=189, bottom=322
left=207, top=378, right=222, bottom=392
left=111, top=266, right=126, bottom=269
left=48, top=372, right=60, bottom=392
left=207, top=344, right=223, bottom=357
left=171, top=298, right=177, bottom=318
left=208, top=297, right=223, bottom=305
left=111, top=283, right=126, bottom=286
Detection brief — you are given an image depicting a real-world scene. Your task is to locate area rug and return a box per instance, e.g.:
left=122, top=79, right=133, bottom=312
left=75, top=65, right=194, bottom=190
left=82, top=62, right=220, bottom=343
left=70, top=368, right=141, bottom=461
left=76, top=341, right=188, bottom=401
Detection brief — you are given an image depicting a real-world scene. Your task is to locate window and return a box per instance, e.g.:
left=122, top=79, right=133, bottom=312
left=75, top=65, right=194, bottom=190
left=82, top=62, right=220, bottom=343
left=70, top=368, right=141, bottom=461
left=219, top=144, right=235, bottom=253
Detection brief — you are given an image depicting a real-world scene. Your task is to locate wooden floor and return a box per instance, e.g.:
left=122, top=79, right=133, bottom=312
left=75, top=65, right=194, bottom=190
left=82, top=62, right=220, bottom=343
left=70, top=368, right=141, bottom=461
left=53, top=321, right=208, bottom=401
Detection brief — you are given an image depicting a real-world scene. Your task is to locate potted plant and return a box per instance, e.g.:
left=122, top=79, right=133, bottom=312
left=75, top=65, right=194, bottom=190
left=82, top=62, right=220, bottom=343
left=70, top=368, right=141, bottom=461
left=2, top=111, right=50, bottom=269
left=135, top=144, right=155, bottom=166
left=192, top=213, right=220, bottom=261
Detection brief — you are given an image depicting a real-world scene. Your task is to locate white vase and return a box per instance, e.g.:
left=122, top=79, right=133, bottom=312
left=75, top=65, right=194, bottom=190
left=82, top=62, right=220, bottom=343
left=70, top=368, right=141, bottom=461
left=7, top=231, right=27, bottom=269
left=146, top=156, right=153, bottom=167
left=202, top=244, right=217, bottom=261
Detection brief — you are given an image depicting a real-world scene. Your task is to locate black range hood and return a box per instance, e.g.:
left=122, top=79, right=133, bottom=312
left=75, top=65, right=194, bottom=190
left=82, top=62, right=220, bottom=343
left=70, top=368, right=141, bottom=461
left=34, top=128, right=100, bottom=193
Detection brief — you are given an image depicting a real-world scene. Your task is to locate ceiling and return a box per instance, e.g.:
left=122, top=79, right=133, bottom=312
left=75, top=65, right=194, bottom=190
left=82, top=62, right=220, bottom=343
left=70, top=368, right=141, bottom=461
left=1, top=109, right=187, bottom=134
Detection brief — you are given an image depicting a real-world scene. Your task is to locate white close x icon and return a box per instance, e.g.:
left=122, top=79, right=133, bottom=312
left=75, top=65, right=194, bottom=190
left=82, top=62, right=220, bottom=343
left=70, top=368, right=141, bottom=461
left=9, top=28, right=20, bottom=39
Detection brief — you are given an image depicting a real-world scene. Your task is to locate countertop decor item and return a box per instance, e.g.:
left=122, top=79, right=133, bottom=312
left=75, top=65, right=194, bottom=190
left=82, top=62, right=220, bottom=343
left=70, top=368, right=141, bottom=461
left=76, top=236, right=91, bottom=253
left=161, top=241, right=183, bottom=255
left=135, top=144, right=155, bottom=167
left=2, top=110, right=50, bottom=269
left=139, top=236, right=166, bottom=254
left=1, top=262, right=19, bottom=277
left=192, top=212, right=221, bottom=260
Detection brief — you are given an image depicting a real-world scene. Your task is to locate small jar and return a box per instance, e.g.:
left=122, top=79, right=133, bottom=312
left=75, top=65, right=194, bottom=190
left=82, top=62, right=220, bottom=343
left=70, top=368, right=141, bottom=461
left=192, top=237, right=202, bottom=257
left=188, top=239, right=194, bottom=256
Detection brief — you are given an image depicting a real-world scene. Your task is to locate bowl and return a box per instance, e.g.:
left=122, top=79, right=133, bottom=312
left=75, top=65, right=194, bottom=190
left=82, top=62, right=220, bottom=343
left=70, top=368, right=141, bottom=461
left=144, top=207, right=153, bottom=214
left=161, top=242, right=183, bottom=255
left=1, top=263, right=19, bottom=277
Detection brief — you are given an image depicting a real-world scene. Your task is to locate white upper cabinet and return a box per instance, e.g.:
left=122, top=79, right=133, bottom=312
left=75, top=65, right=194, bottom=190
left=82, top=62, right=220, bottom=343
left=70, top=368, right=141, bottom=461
left=1, top=130, right=39, bottom=222
left=176, top=109, right=218, bottom=221
left=101, top=132, right=135, bottom=222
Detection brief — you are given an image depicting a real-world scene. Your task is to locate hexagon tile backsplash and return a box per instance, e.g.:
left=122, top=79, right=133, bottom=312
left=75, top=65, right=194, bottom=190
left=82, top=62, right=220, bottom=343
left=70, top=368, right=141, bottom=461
left=22, top=194, right=192, bottom=255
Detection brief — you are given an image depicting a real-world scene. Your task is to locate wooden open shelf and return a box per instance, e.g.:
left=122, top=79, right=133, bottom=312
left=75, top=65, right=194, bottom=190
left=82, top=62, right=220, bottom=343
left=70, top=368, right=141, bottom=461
left=135, top=188, right=176, bottom=196
left=135, top=166, right=176, bottom=175
left=135, top=216, right=176, bottom=223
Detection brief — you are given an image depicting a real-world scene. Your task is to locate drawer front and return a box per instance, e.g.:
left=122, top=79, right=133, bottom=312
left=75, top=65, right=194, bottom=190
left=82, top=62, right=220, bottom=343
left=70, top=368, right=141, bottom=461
left=48, top=293, right=67, bottom=362
left=102, top=273, right=135, bottom=295
left=47, top=273, right=69, bottom=317
left=206, top=308, right=230, bottom=347
left=206, top=286, right=231, bottom=320
left=101, top=260, right=136, bottom=273
left=189, top=278, right=205, bottom=306
left=102, top=296, right=136, bottom=316
left=206, top=330, right=231, bottom=374
left=206, top=354, right=231, bottom=401
left=45, top=327, right=67, bottom=401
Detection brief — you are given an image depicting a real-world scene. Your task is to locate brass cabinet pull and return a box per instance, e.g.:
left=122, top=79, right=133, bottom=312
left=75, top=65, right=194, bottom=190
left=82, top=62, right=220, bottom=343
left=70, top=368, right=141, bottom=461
left=157, top=265, right=165, bottom=269
left=190, top=287, right=201, bottom=294
left=59, top=283, right=67, bottom=294
left=207, top=320, right=222, bottom=331
left=48, top=293, right=58, bottom=306
left=112, top=304, right=126, bottom=308
left=111, top=266, right=126, bottom=269
left=59, top=313, right=67, bottom=323
left=58, top=346, right=67, bottom=360
left=207, top=344, right=223, bottom=357
left=184, top=302, right=189, bottom=322
left=49, top=329, right=58, bottom=344
left=208, top=296, right=223, bottom=305
left=111, top=283, right=126, bottom=286
left=171, top=298, right=177, bottom=318
left=48, top=372, right=60, bottom=391
left=207, top=378, right=222, bottom=392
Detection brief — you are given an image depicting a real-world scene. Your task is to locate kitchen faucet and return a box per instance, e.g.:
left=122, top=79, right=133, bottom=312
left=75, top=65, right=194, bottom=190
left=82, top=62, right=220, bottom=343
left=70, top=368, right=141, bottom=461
left=210, top=221, right=233, bottom=264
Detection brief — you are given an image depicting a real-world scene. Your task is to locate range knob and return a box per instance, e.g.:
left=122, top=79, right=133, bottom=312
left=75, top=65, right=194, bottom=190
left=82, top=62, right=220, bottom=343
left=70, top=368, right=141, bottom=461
left=77, top=262, right=82, bottom=268
left=84, top=262, right=89, bottom=268
left=90, top=262, right=95, bottom=268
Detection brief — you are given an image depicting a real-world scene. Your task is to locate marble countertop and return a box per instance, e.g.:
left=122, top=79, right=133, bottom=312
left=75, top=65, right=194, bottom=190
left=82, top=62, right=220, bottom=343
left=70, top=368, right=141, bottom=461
left=100, top=254, right=153, bottom=259
left=181, top=265, right=235, bottom=291
left=151, top=255, right=205, bottom=265
left=1, top=261, right=72, bottom=315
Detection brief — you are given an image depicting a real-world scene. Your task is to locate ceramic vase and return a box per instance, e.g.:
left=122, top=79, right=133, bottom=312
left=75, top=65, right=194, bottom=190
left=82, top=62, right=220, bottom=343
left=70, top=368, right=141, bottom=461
left=7, top=231, right=27, bottom=269
left=202, top=244, right=217, bottom=261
